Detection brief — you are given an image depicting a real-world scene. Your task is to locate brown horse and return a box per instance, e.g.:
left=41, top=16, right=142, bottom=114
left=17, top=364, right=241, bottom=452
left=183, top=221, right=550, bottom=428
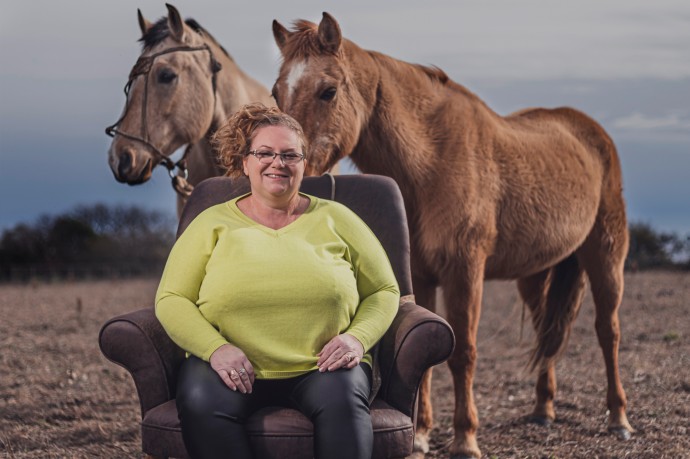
left=106, top=4, right=273, bottom=215
left=272, top=13, right=633, bottom=458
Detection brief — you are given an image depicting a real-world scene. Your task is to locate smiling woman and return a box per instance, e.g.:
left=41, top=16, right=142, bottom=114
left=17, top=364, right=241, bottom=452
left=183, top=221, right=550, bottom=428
left=154, top=102, right=399, bottom=458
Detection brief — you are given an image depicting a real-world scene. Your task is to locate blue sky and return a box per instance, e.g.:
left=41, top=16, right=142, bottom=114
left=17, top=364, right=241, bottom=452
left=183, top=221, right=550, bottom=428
left=1, top=0, right=689, bottom=233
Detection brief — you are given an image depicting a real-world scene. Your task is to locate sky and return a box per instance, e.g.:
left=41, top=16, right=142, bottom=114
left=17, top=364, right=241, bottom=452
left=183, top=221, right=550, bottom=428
left=1, top=0, right=689, bottom=233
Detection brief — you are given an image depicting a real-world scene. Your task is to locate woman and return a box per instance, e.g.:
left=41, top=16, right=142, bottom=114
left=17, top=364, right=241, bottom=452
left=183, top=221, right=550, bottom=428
left=155, top=103, right=399, bottom=459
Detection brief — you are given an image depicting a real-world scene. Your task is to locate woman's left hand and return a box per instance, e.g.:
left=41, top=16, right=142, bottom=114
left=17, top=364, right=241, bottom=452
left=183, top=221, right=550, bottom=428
left=317, top=333, right=364, bottom=372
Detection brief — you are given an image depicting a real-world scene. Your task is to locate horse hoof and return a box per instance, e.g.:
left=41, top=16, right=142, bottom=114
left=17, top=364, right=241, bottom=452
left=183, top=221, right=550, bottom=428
left=413, top=435, right=429, bottom=454
left=608, top=426, right=632, bottom=441
left=527, top=415, right=553, bottom=427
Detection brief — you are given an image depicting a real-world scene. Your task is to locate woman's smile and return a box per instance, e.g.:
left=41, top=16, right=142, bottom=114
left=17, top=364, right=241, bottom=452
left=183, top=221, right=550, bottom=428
left=264, top=172, right=289, bottom=179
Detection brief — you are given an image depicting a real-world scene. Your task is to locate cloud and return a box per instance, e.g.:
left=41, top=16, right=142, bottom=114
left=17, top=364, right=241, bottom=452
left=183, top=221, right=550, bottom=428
left=613, top=111, right=690, bottom=131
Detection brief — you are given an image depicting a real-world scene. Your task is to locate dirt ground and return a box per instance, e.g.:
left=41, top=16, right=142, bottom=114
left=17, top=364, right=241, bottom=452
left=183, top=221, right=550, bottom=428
left=0, top=271, right=687, bottom=458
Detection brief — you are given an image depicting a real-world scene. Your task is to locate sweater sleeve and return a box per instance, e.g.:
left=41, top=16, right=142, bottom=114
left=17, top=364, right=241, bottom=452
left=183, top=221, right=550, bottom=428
left=155, top=212, right=229, bottom=361
left=335, top=206, right=400, bottom=353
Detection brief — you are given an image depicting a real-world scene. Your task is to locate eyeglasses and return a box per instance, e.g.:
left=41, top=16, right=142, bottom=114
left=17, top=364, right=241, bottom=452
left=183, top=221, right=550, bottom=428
left=248, top=150, right=305, bottom=165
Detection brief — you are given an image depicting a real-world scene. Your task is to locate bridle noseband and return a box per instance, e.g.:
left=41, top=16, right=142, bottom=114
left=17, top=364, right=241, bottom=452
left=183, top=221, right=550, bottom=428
left=105, top=44, right=222, bottom=197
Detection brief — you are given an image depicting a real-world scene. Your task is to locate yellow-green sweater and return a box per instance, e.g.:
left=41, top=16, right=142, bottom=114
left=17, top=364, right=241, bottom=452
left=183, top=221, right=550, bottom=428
left=155, top=193, right=400, bottom=380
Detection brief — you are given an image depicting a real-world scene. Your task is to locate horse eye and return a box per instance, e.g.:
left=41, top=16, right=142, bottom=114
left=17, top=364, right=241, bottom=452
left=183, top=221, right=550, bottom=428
left=319, top=87, right=337, bottom=101
left=157, top=69, right=177, bottom=84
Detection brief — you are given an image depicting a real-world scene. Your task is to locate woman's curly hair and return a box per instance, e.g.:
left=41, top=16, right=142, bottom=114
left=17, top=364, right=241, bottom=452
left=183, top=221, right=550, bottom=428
left=212, top=103, right=308, bottom=178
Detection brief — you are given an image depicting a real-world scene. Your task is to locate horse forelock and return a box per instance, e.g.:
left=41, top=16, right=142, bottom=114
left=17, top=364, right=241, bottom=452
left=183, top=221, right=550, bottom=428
left=139, top=17, right=232, bottom=61
left=281, top=19, right=338, bottom=60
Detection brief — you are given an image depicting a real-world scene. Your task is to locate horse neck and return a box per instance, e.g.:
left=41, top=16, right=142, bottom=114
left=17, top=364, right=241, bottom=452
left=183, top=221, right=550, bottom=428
left=351, top=51, right=495, bottom=204
left=352, top=53, right=476, bottom=185
left=186, top=39, right=271, bottom=185
left=186, top=141, right=222, bottom=186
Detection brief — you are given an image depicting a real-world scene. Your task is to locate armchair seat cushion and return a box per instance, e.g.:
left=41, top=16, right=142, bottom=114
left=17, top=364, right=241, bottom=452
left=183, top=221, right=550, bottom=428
left=142, top=398, right=413, bottom=459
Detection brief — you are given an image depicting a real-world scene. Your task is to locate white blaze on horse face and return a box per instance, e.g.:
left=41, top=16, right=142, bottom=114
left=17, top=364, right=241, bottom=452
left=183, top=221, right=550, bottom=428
left=285, top=60, right=307, bottom=106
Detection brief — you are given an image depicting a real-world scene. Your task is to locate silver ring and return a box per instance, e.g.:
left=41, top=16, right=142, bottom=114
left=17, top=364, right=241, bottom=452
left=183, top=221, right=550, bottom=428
left=345, top=353, right=354, bottom=362
left=238, top=368, right=246, bottom=376
left=230, top=369, right=240, bottom=380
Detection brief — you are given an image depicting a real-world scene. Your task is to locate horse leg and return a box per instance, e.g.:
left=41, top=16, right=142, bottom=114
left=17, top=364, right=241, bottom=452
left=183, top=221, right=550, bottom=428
left=577, top=212, right=633, bottom=439
left=517, top=269, right=556, bottom=425
left=442, top=258, right=485, bottom=459
left=411, top=276, right=438, bottom=454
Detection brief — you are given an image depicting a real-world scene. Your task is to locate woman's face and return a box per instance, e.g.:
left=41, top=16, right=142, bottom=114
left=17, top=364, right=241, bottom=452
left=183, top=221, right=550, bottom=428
left=243, top=125, right=306, bottom=202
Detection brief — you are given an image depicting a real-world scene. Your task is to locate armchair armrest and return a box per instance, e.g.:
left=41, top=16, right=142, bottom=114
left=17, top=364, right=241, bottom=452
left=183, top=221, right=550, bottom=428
left=377, top=302, right=455, bottom=416
left=99, top=308, right=184, bottom=417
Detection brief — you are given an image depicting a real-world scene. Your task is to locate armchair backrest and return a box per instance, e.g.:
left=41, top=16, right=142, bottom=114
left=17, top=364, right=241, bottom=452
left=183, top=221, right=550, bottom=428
left=177, top=175, right=414, bottom=297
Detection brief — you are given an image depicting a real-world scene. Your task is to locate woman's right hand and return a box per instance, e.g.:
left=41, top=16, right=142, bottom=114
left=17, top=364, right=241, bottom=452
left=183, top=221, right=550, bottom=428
left=209, top=344, right=255, bottom=394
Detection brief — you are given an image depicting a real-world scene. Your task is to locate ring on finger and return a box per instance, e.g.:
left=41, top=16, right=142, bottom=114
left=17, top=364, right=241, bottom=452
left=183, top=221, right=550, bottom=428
left=344, top=353, right=354, bottom=362
left=230, top=369, right=240, bottom=380
left=238, top=368, right=246, bottom=376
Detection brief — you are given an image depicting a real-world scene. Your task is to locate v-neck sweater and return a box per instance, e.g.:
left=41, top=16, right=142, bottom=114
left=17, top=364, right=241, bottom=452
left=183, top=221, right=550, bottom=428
left=155, top=193, right=400, bottom=379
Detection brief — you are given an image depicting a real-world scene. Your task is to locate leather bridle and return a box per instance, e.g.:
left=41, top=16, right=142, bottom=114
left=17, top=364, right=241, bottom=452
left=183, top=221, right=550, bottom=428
left=106, top=44, right=222, bottom=197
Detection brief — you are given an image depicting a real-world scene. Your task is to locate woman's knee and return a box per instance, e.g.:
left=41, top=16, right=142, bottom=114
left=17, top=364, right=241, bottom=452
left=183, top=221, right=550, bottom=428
left=177, top=382, right=225, bottom=421
left=293, top=364, right=371, bottom=418
left=176, top=357, right=252, bottom=422
left=319, top=383, right=369, bottom=418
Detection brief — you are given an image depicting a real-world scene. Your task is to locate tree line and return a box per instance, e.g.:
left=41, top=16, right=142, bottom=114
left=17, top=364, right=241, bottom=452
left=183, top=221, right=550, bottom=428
left=0, top=204, right=688, bottom=282
left=626, top=222, right=690, bottom=271
left=0, top=204, right=176, bottom=282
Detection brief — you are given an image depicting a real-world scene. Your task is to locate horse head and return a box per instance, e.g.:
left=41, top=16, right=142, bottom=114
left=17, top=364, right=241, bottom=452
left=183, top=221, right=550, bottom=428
left=107, top=4, right=223, bottom=185
left=272, top=13, right=378, bottom=176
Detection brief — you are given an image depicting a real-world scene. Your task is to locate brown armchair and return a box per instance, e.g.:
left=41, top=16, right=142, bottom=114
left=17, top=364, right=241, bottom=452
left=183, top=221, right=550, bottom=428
left=99, top=174, right=454, bottom=459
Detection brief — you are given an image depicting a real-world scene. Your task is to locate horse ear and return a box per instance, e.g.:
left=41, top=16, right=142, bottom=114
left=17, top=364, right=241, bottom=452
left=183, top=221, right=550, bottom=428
left=272, top=20, right=291, bottom=53
left=137, top=9, right=153, bottom=37
left=318, top=12, right=342, bottom=54
left=166, top=3, right=185, bottom=42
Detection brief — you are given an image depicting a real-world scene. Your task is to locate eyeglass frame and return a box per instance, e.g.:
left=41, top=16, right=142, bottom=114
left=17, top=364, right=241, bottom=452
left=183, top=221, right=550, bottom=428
left=247, top=150, right=306, bottom=165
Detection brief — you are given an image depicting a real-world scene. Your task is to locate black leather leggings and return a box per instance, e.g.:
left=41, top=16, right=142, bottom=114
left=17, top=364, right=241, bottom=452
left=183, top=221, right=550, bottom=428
left=176, top=356, right=373, bottom=459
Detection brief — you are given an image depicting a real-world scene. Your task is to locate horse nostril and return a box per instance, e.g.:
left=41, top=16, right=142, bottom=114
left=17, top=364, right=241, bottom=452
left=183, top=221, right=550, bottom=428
left=118, top=149, right=135, bottom=177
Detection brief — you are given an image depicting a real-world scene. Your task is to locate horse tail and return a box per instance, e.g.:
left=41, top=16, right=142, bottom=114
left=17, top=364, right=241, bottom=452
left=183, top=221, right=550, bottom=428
left=528, top=253, right=587, bottom=371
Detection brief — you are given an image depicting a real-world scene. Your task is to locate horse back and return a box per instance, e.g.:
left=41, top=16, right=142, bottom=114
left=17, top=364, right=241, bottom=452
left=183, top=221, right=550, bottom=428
left=507, top=106, right=622, bottom=182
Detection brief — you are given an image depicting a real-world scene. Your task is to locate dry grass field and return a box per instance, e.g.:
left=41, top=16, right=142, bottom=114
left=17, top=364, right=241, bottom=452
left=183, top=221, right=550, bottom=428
left=0, top=271, right=688, bottom=458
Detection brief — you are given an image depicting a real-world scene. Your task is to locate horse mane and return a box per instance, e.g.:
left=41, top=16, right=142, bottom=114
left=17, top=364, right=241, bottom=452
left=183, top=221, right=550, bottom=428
left=139, top=17, right=233, bottom=61
left=406, top=59, right=485, bottom=100
left=412, top=64, right=449, bottom=85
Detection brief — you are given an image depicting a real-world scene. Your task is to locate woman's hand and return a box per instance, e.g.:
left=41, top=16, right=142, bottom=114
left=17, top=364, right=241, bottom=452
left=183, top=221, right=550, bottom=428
left=317, top=333, right=364, bottom=372
left=209, top=344, right=255, bottom=394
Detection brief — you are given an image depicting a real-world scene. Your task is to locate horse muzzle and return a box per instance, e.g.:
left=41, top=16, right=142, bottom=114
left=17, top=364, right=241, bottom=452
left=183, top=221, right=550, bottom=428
left=109, top=146, right=153, bottom=185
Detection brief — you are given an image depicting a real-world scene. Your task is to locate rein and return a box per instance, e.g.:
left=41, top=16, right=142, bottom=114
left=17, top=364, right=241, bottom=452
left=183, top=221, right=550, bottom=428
left=105, top=44, right=222, bottom=198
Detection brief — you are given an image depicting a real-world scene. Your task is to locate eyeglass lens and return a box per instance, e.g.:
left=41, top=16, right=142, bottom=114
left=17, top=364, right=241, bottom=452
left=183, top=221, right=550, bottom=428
left=253, top=151, right=303, bottom=164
